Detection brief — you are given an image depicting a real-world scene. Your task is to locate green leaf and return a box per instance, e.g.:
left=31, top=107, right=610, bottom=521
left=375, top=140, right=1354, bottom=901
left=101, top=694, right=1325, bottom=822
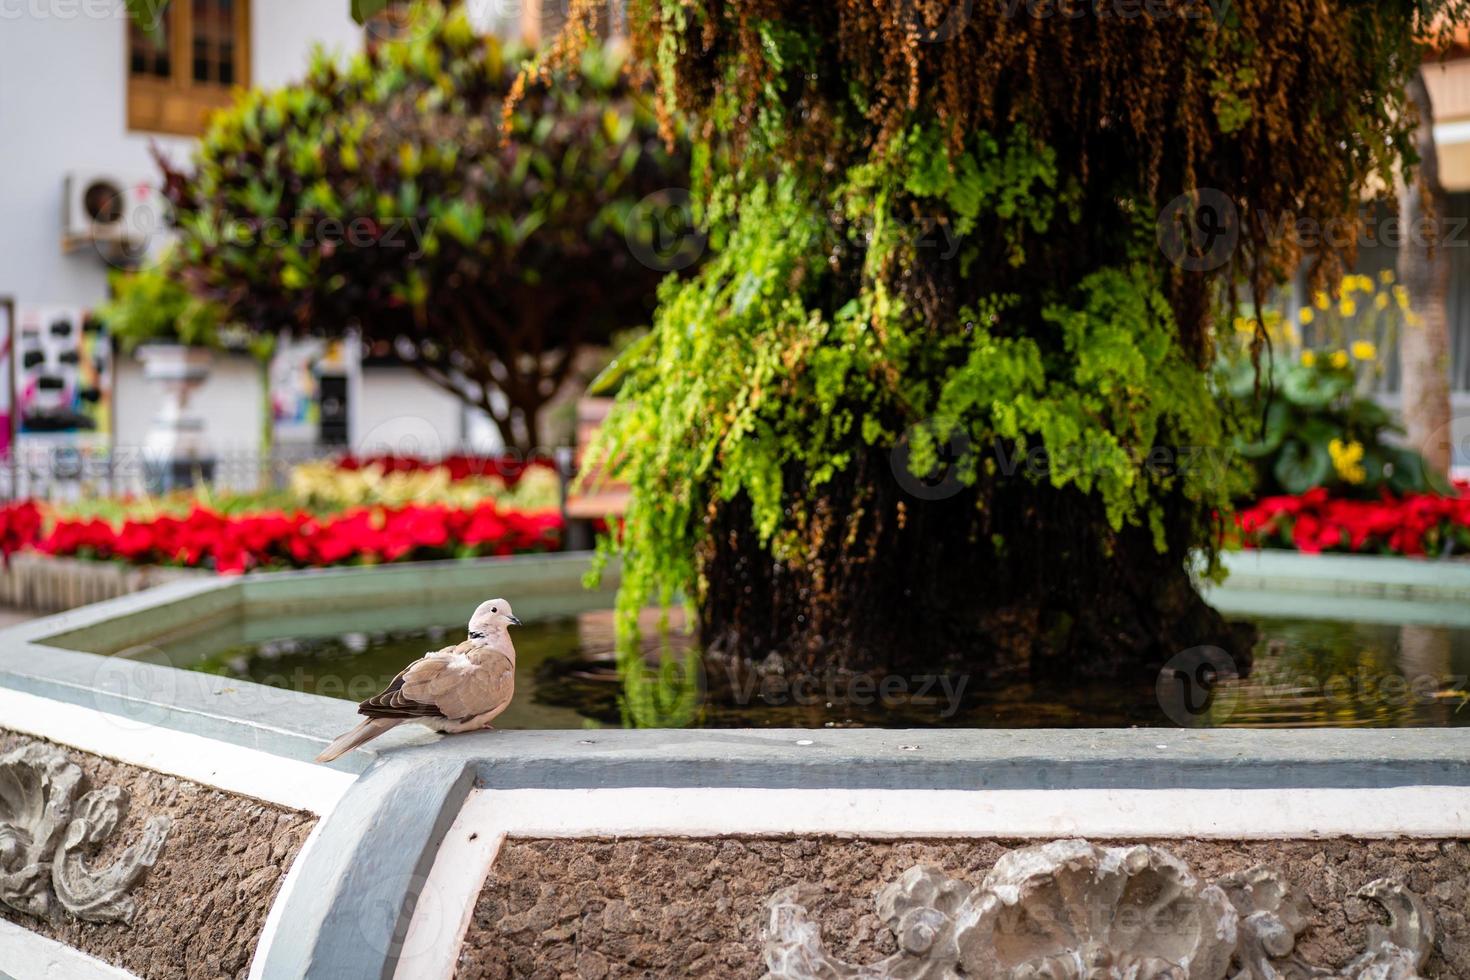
left=1359, top=446, right=1387, bottom=489
left=1223, top=360, right=1265, bottom=400
left=1280, top=365, right=1349, bottom=409
left=351, top=0, right=392, bottom=24
left=588, top=331, right=656, bottom=395
left=1386, top=448, right=1432, bottom=495
left=124, top=0, right=168, bottom=44
left=1345, top=396, right=1392, bottom=431
left=1235, top=400, right=1288, bottom=459
left=1273, top=439, right=1333, bottom=494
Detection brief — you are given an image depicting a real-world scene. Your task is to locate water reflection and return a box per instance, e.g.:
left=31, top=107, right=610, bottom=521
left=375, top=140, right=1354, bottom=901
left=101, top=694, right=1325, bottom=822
left=1199, top=620, right=1469, bottom=727
left=184, top=608, right=1470, bottom=729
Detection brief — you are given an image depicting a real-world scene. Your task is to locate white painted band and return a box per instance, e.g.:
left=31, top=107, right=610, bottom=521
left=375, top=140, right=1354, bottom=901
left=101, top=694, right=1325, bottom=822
left=0, top=688, right=357, bottom=980
left=0, top=918, right=139, bottom=980
left=0, top=687, right=354, bottom=815
left=396, top=783, right=1470, bottom=980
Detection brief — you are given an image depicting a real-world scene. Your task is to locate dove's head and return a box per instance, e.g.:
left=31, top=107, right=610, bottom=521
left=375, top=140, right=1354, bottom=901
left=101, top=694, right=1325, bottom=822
left=468, top=598, right=521, bottom=640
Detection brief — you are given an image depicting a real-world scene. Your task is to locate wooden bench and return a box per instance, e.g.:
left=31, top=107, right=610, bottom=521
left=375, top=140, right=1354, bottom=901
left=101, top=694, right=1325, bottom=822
left=563, top=397, right=629, bottom=548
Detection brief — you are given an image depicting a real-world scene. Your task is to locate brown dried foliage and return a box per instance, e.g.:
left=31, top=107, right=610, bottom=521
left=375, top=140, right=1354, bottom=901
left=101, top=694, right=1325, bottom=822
left=558, top=0, right=1462, bottom=356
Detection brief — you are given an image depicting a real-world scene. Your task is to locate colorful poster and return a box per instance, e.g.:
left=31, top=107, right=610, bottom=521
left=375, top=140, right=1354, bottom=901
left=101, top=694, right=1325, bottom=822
left=269, top=337, right=323, bottom=445
left=14, top=306, right=112, bottom=437
left=270, top=336, right=359, bottom=446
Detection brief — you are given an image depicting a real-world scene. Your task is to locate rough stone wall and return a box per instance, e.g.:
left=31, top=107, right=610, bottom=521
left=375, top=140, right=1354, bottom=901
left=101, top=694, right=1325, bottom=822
left=0, top=731, right=316, bottom=980
left=455, top=836, right=1470, bottom=979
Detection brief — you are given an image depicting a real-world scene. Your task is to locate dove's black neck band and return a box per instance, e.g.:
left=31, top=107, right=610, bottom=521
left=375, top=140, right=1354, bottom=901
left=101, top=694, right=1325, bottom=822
left=468, top=631, right=486, bottom=640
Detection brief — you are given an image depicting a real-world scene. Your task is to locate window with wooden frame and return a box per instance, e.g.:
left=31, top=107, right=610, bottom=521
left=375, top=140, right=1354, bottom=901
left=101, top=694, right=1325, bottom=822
left=128, top=0, right=250, bottom=137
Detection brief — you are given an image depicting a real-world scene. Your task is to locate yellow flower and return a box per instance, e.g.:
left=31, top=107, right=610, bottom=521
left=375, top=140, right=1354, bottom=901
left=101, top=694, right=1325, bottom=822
left=1339, top=298, right=1357, bottom=317
left=1299, top=307, right=1315, bottom=325
left=1378, top=269, right=1395, bottom=285
left=1329, top=350, right=1349, bottom=369
left=1301, top=350, right=1317, bottom=367
left=1373, top=292, right=1389, bottom=311
left=285, top=461, right=561, bottom=511
left=1232, top=316, right=1250, bottom=334
left=1351, top=340, right=1376, bottom=361
left=1393, top=285, right=1410, bottom=310
left=1405, top=311, right=1424, bottom=328
left=1329, top=438, right=1366, bottom=485
left=1313, top=292, right=1331, bottom=311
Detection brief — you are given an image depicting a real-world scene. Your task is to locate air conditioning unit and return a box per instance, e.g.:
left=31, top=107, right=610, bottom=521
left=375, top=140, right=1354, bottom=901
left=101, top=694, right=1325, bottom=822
left=62, top=173, right=165, bottom=255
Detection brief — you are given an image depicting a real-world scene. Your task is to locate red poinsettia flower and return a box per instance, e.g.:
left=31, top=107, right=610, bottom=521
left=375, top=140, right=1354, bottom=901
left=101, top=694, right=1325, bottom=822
left=17, top=496, right=564, bottom=574
left=1236, top=480, right=1470, bottom=558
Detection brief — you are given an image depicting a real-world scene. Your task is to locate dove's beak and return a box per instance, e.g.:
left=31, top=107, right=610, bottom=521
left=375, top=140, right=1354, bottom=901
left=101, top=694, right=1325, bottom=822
left=507, top=615, right=523, bottom=626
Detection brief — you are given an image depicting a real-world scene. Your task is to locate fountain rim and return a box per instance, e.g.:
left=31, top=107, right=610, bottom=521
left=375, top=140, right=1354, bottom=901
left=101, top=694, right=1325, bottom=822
left=0, top=549, right=1468, bottom=789
left=3, top=549, right=1470, bottom=980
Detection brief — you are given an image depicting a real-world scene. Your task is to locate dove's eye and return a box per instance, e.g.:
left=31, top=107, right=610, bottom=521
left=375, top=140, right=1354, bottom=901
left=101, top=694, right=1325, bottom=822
left=491, top=606, right=498, bottom=613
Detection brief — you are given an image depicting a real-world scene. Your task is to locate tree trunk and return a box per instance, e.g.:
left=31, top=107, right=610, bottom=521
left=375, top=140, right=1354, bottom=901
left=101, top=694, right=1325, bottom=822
left=1397, top=69, right=1454, bottom=481
left=697, top=443, right=1255, bottom=686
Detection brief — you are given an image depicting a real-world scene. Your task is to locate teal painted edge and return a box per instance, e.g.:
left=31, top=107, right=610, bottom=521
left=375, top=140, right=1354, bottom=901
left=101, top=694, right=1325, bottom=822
left=260, top=749, right=477, bottom=980
left=1218, top=549, right=1470, bottom=601
left=0, top=550, right=1467, bottom=791
left=0, top=554, right=613, bottom=771
left=453, top=726, right=1470, bottom=791
left=15, top=575, right=241, bottom=652
left=1, top=554, right=1467, bottom=980
left=236, top=551, right=618, bottom=609
left=1207, top=588, right=1470, bottom=628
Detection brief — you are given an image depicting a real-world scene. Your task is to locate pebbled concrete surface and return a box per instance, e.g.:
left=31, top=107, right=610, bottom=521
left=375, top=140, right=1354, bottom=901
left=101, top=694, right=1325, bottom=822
left=0, top=731, right=315, bottom=980
left=457, top=835, right=1470, bottom=980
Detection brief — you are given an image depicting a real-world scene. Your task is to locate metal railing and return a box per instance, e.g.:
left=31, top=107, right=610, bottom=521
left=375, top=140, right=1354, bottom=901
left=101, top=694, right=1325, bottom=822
left=0, top=443, right=403, bottom=502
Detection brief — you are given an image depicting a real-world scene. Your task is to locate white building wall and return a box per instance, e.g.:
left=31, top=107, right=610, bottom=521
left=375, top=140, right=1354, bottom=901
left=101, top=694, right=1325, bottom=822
left=0, top=1, right=368, bottom=477
left=0, top=7, right=187, bottom=305
left=250, top=0, right=365, bottom=89
left=354, top=366, right=475, bottom=457
left=113, top=349, right=264, bottom=464
left=0, top=3, right=513, bottom=470
left=0, top=2, right=362, bottom=312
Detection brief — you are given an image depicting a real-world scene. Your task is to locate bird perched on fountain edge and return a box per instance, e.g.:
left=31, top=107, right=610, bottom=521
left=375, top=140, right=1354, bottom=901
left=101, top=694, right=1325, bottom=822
left=315, top=598, right=521, bottom=763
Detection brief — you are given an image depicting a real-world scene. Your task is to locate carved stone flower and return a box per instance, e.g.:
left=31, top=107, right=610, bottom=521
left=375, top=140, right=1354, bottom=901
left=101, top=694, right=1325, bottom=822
left=762, top=839, right=1435, bottom=980
left=953, top=841, right=1237, bottom=980
left=876, top=866, right=975, bottom=968
left=0, top=823, right=25, bottom=869
left=0, top=740, right=170, bottom=924
left=1216, top=865, right=1312, bottom=972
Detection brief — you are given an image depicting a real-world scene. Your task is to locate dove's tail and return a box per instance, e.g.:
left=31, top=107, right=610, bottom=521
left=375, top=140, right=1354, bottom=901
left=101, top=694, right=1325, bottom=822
left=315, top=718, right=402, bottom=763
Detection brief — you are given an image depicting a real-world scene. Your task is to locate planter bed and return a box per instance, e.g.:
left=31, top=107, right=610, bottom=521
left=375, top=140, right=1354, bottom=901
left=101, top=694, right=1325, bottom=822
left=0, top=553, right=209, bottom=614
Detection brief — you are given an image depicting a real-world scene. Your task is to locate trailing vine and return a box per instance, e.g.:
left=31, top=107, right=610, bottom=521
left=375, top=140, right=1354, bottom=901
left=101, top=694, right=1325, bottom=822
left=564, top=0, right=1469, bottom=712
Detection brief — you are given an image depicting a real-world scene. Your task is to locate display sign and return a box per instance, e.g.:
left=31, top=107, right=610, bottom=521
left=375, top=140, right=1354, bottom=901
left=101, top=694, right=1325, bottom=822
left=13, top=306, right=112, bottom=437
left=270, top=336, right=359, bottom=446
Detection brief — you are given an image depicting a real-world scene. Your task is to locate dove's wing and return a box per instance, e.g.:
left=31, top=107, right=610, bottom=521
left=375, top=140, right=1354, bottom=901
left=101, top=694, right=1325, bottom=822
left=357, top=660, right=449, bottom=720
left=450, top=648, right=515, bottom=720
left=358, top=641, right=514, bottom=723
left=402, top=648, right=513, bottom=720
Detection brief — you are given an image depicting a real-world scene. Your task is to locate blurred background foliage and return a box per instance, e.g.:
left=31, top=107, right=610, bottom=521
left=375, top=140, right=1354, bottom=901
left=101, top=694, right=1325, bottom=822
left=139, top=1, right=689, bottom=451
left=1221, top=272, right=1438, bottom=498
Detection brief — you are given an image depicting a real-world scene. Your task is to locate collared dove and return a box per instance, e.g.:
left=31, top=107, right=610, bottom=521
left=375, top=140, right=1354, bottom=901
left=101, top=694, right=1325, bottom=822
left=314, top=598, right=521, bottom=763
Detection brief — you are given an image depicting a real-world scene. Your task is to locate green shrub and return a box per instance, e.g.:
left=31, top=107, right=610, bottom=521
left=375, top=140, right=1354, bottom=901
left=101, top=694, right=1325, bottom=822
left=157, top=1, right=688, bottom=450
left=98, top=254, right=234, bottom=352
left=1221, top=276, right=1435, bottom=498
